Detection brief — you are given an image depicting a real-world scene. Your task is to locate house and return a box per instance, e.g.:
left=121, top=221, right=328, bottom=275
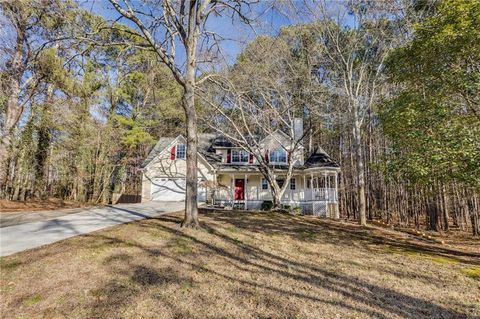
left=141, top=124, right=340, bottom=217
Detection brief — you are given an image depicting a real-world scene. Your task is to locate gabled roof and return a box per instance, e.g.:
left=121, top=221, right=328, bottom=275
left=142, top=134, right=340, bottom=171
left=142, top=134, right=222, bottom=169
left=141, top=136, right=177, bottom=168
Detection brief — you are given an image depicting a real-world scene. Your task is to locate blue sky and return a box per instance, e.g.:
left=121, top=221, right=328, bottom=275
left=79, top=0, right=351, bottom=67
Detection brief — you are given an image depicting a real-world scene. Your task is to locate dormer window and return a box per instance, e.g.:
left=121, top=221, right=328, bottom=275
left=269, top=149, right=287, bottom=163
left=232, top=149, right=249, bottom=163
left=176, top=144, right=186, bottom=159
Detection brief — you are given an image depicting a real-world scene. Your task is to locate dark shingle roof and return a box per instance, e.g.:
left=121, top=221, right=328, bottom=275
left=198, top=133, right=222, bottom=164
left=304, top=148, right=340, bottom=169
left=212, top=136, right=235, bottom=148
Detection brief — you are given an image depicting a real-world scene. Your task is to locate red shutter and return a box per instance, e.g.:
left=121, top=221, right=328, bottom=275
left=170, top=146, right=176, bottom=160
left=249, top=153, right=253, bottom=164
left=264, top=150, right=269, bottom=163
left=227, top=149, right=231, bottom=163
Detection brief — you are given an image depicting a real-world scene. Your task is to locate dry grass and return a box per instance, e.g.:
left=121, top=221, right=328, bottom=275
left=1, top=210, right=479, bottom=319
left=0, top=198, right=92, bottom=213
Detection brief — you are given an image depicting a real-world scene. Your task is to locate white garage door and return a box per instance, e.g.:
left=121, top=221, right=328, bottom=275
left=150, top=178, right=207, bottom=202
left=151, top=178, right=186, bottom=201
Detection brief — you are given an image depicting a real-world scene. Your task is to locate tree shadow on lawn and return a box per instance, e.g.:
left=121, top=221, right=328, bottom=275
left=205, top=210, right=480, bottom=265
left=87, top=212, right=475, bottom=319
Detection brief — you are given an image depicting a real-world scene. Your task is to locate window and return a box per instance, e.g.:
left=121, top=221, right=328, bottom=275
left=176, top=144, right=186, bottom=159
left=269, top=149, right=287, bottom=163
left=290, top=178, right=296, bottom=190
left=232, top=149, right=249, bottom=163
left=261, top=178, right=268, bottom=190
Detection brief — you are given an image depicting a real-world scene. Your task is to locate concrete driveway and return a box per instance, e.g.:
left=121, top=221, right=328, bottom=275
left=0, top=201, right=184, bottom=257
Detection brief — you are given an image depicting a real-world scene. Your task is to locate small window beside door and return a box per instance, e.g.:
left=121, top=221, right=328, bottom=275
left=261, top=178, right=268, bottom=190
left=290, top=178, right=296, bottom=190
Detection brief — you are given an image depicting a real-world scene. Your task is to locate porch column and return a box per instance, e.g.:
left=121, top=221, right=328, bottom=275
left=231, top=174, right=234, bottom=202
left=213, top=171, right=217, bottom=205
left=244, top=173, right=248, bottom=209
left=334, top=171, right=338, bottom=203
left=310, top=172, right=314, bottom=200
left=324, top=171, right=328, bottom=202
left=334, top=171, right=340, bottom=219
left=303, top=175, right=306, bottom=201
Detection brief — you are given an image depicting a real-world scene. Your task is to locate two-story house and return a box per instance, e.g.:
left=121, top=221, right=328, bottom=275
left=141, top=127, right=340, bottom=217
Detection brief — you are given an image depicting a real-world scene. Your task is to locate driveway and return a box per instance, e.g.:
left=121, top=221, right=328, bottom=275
left=0, top=201, right=184, bottom=257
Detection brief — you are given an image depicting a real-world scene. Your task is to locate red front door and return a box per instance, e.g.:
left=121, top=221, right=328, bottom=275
left=234, top=179, right=245, bottom=200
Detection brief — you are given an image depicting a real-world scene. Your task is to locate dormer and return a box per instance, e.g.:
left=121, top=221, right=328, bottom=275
left=259, top=131, right=304, bottom=166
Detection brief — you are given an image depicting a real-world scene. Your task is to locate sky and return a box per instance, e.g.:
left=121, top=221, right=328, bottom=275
left=79, top=0, right=353, bottom=68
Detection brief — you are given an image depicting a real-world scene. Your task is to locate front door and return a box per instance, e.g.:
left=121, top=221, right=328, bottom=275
left=234, top=179, right=245, bottom=200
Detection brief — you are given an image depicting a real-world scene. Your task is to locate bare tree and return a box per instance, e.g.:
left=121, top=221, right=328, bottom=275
left=295, top=1, right=402, bottom=226
left=107, top=0, right=257, bottom=227
left=199, top=35, right=316, bottom=207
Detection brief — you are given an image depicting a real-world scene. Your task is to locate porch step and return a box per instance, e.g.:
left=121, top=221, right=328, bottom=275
left=233, top=202, right=245, bottom=210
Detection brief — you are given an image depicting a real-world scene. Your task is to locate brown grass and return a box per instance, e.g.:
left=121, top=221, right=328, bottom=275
left=0, top=198, right=92, bottom=213
left=1, top=210, right=479, bottom=319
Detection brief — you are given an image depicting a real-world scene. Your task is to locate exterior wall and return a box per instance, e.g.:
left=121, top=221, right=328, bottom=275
left=144, top=151, right=213, bottom=181
left=142, top=138, right=214, bottom=202
left=141, top=172, right=151, bottom=202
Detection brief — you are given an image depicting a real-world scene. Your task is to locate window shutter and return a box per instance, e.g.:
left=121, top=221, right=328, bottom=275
left=264, top=150, right=269, bottom=163
left=170, top=146, right=176, bottom=160
left=227, top=149, right=231, bottom=163
left=249, top=153, right=253, bottom=164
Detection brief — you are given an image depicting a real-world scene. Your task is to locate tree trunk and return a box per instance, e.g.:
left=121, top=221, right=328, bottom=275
left=272, top=189, right=282, bottom=209
left=33, top=85, right=54, bottom=198
left=469, top=194, right=479, bottom=236
left=441, top=183, right=449, bottom=231
left=427, top=190, right=439, bottom=231
left=353, top=114, right=367, bottom=226
left=181, top=55, right=199, bottom=228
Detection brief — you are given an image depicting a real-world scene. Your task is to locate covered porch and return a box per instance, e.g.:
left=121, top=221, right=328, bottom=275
left=211, top=169, right=339, bottom=217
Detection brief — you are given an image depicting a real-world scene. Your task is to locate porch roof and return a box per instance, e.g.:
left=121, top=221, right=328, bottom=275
left=304, top=148, right=340, bottom=169
left=214, top=164, right=340, bottom=174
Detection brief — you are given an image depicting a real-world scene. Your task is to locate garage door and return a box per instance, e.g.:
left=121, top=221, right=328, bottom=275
left=150, top=178, right=207, bottom=202
left=151, top=178, right=186, bottom=201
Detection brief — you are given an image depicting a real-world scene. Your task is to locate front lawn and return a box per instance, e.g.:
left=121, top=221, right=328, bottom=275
left=0, top=210, right=479, bottom=318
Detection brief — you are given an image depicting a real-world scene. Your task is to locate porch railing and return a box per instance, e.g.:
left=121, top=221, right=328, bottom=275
left=214, top=188, right=337, bottom=203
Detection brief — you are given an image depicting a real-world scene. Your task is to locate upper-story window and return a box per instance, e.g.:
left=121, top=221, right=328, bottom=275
left=269, top=148, right=287, bottom=163
left=232, top=149, right=249, bottom=163
left=176, top=144, right=186, bottom=159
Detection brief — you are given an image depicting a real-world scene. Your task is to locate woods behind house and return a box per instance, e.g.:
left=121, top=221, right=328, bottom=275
left=0, top=0, right=479, bottom=234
